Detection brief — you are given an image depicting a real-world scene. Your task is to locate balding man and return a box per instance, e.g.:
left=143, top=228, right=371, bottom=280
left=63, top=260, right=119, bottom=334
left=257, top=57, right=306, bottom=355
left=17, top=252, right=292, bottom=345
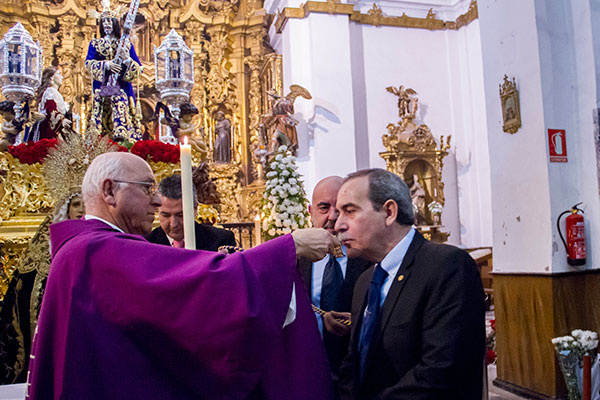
left=27, top=152, right=338, bottom=399
left=299, top=176, right=370, bottom=384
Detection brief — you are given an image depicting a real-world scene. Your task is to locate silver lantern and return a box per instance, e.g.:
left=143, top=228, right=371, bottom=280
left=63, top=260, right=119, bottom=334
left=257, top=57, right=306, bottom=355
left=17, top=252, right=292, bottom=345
left=0, top=22, right=42, bottom=113
left=154, top=29, right=194, bottom=106
left=154, top=29, right=194, bottom=143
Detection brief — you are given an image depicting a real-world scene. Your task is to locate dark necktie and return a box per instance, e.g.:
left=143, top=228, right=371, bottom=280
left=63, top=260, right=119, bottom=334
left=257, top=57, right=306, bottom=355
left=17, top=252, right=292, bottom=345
left=358, top=264, right=388, bottom=380
left=320, top=255, right=344, bottom=312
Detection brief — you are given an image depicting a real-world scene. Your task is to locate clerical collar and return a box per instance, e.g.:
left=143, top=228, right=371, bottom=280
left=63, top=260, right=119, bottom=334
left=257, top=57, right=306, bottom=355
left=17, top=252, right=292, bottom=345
left=84, top=215, right=124, bottom=233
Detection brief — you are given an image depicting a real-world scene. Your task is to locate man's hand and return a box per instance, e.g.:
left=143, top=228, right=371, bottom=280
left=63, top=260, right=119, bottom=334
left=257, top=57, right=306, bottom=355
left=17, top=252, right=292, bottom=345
left=323, top=311, right=352, bottom=336
left=291, top=228, right=340, bottom=261
left=62, top=118, right=72, bottom=129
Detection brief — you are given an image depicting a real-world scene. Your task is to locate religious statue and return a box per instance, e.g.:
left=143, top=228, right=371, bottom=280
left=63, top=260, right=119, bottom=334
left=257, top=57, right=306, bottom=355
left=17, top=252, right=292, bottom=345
left=0, top=101, right=23, bottom=151
left=213, top=111, right=231, bottom=163
left=193, top=162, right=220, bottom=205
left=263, top=85, right=312, bottom=156
left=409, top=174, right=427, bottom=225
left=155, top=102, right=209, bottom=160
left=85, top=1, right=142, bottom=142
left=24, top=67, right=71, bottom=142
left=386, top=85, right=418, bottom=120
left=0, top=129, right=117, bottom=384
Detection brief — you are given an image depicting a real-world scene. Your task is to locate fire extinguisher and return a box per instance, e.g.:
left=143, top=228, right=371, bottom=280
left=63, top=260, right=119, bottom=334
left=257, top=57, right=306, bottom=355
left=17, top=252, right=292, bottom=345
left=557, top=203, right=587, bottom=266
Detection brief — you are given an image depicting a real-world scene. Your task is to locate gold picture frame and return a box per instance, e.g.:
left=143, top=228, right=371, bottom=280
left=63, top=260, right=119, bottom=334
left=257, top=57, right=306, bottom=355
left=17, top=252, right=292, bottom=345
left=499, top=75, right=521, bottom=134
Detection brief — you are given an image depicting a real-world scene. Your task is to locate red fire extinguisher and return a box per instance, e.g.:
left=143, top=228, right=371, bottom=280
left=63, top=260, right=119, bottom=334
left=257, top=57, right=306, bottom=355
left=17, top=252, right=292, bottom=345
left=557, top=203, right=587, bottom=266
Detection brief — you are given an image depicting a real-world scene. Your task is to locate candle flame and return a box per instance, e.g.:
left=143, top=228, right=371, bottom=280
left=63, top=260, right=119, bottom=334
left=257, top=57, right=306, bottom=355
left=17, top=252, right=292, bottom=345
left=254, top=214, right=261, bottom=221
left=183, top=135, right=188, bottom=145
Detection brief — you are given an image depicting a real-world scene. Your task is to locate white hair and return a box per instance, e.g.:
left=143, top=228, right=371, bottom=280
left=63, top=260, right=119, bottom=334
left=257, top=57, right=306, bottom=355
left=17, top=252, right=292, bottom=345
left=82, top=152, right=133, bottom=206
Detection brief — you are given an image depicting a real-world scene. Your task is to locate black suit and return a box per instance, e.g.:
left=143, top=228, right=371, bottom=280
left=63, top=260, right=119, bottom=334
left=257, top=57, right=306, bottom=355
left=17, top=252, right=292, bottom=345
left=146, top=222, right=236, bottom=251
left=339, top=231, right=485, bottom=400
left=298, top=256, right=371, bottom=378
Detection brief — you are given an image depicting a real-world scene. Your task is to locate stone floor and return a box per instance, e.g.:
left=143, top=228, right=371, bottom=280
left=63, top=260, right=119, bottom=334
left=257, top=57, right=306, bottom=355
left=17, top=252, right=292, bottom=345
left=487, top=365, right=529, bottom=399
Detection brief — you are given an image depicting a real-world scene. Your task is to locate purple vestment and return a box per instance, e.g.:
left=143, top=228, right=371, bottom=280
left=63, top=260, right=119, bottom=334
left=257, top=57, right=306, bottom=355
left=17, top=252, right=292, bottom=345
left=27, top=219, right=333, bottom=399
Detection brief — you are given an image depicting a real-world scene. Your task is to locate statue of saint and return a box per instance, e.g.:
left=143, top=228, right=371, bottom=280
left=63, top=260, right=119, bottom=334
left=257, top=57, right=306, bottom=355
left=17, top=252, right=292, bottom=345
left=25, top=67, right=71, bottom=142
left=85, top=11, right=142, bottom=142
left=409, top=174, right=427, bottom=225
left=213, top=111, right=231, bottom=163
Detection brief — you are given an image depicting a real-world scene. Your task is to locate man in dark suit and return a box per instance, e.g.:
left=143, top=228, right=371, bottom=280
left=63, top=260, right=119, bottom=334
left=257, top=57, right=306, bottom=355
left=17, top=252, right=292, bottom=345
left=299, top=176, right=370, bottom=384
left=335, top=169, right=485, bottom=400
left=146, top=174, right=236, bottom=251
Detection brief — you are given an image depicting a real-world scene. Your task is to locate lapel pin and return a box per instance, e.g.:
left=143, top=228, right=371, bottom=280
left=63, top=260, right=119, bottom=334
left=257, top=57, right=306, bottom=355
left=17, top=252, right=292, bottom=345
left=397, top=275, right=405, bottom=282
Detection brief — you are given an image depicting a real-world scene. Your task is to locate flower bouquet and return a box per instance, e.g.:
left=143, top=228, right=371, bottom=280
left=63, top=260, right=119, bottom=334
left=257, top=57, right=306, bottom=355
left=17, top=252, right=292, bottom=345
left=552, top=330, right=599, bottom=400
left=130, top=140, right=180, bottom=164
left=261, top=145, right=309, bottom=239
left=7, top=138, right=58, bottom=164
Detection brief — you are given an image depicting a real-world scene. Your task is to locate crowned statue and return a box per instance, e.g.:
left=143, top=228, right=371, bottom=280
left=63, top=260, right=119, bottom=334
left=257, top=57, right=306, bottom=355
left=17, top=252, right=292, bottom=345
left=86, top=0, right=142, bottom=142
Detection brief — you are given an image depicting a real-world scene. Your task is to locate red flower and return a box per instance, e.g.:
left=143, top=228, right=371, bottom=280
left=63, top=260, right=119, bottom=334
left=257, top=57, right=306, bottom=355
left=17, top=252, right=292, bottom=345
left=130, top=140, right=179, bottom=164
left=8, top=139, right=58, bottom=164
left=490, top=319, right=495, bottom=331
left=486, top=349, right=496, bottom=365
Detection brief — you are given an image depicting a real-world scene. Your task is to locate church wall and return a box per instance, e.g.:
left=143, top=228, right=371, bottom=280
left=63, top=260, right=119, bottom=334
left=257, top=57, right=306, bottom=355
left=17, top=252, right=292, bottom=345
left=279, top=14, right=361, bottom=198
left=479, top=0, right=554, bottom=274
left=536, top=0, right=600, bottom=273
left=345, top=18, right=492, bottom=247
left=266, top=0, right=493, bottom=248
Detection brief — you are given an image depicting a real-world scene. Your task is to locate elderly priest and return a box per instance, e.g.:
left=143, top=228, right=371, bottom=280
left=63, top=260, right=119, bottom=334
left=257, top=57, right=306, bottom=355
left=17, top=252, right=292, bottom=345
left=26, top=152, right=337, bottom=399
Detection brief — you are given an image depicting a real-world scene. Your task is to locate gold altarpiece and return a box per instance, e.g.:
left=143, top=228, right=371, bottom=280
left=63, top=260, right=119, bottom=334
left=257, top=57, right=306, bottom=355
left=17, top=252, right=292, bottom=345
left=0, top=0, right=284, bottom=296
left=380, top=86, right=451, bottom=242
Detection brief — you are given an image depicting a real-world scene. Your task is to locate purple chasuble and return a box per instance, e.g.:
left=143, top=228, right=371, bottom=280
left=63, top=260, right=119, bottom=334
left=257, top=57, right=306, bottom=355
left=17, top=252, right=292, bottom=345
left=27, top=219, right=333, bottom=399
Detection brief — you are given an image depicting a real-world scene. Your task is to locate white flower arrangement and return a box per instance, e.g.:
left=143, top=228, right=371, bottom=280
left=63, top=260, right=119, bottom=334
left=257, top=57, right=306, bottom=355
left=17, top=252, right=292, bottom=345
left=551, top=330, right=599, bottom=400
left=261, top=145, right=310, bottom=239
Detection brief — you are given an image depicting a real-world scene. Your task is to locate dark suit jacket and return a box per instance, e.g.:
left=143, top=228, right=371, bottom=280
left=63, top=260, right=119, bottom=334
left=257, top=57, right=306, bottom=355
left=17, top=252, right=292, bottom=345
left=339, top=231, right=485, bottom=400
left=146, top=222, right=236, bottom=252
left=299, top=256, right=371, bottom=377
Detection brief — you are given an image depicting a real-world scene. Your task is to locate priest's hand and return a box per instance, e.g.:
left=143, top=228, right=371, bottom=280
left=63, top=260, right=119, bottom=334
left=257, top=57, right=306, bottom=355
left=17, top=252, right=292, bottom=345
left=291, top=228, right=339, bottom=261
left=323, top=311, right=352, bottom=336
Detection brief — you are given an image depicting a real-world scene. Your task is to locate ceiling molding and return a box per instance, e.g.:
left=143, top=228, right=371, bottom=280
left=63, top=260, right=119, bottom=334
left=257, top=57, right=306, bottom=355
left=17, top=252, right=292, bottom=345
left=274, top=0, right=477, bottom=33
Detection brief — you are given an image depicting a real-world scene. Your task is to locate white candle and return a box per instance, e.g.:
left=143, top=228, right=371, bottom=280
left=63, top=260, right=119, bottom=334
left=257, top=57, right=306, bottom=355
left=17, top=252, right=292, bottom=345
left=254, top=214, right=262, bottom=246
left=180, top=136, right=196, bottom=250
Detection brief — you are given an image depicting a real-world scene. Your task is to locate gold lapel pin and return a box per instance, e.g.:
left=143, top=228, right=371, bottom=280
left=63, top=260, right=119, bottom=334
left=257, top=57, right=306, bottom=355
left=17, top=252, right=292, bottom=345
left=397, top=275, right=405, bottom=282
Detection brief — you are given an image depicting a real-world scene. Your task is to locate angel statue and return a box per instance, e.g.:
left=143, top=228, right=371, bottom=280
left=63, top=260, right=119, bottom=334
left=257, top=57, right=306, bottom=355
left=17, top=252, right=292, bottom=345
left=154, top=102, right=209, bottom=160
left=386, top=85, right=418, bottom=119
left=263, top=85, right=312, bottom=155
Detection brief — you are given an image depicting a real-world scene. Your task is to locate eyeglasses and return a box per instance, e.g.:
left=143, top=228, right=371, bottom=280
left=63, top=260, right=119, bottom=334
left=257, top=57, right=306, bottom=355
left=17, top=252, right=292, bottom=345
left=113, top=180, right=158, bottom=197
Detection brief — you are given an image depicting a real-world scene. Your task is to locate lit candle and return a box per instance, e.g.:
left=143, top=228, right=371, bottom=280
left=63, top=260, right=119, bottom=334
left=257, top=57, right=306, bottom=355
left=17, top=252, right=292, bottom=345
left=254, top=214, right=262, bottom=246
left=180, top=136, right=196, bottom=250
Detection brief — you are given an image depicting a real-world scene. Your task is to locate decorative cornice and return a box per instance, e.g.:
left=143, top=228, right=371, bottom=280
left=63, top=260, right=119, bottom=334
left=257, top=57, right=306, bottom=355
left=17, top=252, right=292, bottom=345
left=275, top=0, right=477, bottom=33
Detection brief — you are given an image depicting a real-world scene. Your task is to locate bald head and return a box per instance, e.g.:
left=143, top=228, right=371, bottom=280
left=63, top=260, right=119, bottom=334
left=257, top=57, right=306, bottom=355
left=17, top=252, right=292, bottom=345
left=82, top=152, right=161, bottom=235
left=310, top=176, right=343, bottom=233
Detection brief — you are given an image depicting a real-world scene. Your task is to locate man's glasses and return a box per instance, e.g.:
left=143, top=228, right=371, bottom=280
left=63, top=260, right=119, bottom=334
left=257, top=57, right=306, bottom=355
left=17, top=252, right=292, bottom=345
left=113, top=180, right=158, bottom=197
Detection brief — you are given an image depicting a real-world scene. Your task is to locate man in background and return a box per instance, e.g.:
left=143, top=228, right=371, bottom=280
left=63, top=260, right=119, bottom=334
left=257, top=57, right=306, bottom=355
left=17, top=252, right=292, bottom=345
left=146, top=174, right=236, bottom=251
left=336, top=169, right=485, bottom=399
left=299, top=176, right=370, bottom=384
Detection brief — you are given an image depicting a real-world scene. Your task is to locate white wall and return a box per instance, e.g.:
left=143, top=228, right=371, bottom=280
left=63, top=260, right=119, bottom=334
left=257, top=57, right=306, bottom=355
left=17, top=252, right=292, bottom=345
left=478, top=0, right=600, bottom=273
